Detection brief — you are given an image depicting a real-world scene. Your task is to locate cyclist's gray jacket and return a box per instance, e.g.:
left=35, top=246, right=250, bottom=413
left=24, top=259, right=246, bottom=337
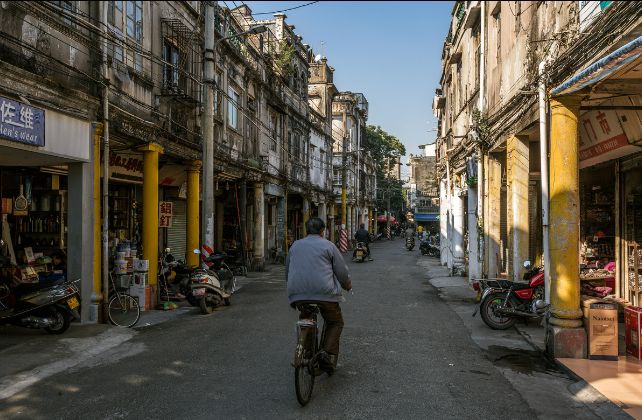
left=286, top=235, right=351, bottom=304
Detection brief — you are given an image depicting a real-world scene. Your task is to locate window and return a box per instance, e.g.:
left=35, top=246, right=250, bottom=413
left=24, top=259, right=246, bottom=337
left=227, top=85, right=239, bottom=130
left=300, top=71, right=307, bottom=98
left=52, top=1, right=75, bottom=26
left=333, top=169, right=341, bottom=184
left=319, top=149, right=325, bottom=177
left=163, top=40, right=181, bottom=89
left=269, top=110, right=278, bottom=152
left=214, top=71, right=223, bottom=117
left=108, top=0, right=143, bottom=73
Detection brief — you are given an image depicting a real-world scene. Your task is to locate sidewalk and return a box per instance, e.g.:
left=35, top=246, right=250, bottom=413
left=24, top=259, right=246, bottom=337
left=418, top=256, right=630, bottom=419
left=0, top=263, right=286, bottom=402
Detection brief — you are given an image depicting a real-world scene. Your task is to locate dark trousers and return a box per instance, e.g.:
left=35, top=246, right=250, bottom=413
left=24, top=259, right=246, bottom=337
left=295, top=301, right=344, bottom=355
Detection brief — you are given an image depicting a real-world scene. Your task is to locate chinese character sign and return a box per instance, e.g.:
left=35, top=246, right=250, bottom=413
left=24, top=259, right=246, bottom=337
left=0, top=96, right=45, bottom=146
left=578, top=109, right=628, bottom=162
left=159, top=201, right=173, bottom=228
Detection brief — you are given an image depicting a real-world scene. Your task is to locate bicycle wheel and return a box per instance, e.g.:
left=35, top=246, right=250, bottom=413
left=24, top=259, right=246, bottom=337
left=108, top=293, right=141, bottom=328
left=295, top=329, right=316, bottom=406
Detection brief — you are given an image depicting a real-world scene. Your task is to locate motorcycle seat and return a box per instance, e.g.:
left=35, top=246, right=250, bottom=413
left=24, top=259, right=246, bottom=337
left=13, top=280, right=64, bottom=297
left=206, top=252, right=227, bottom=263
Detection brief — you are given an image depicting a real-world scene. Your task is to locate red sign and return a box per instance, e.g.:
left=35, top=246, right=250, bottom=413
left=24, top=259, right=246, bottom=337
left=579, top=110, right=636, bottom=168
left=159, top=201, right=173, bottom=228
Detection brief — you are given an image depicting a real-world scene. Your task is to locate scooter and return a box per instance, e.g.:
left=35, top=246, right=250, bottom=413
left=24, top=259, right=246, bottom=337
left=0, top=278, right=81, bottom=334
left=405, top=235, right=415, bottom=251
left=354, top=242, right=367, bottom=263
left=472, top=261, right=547, bottom=330
left=191, top=249, right=235, bottom=314
left=158, top=248, right=199, bottom=306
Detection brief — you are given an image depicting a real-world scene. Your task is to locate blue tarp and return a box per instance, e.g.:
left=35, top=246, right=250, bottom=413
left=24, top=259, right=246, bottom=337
left=551, top=35, right=642, bottom=96
left=414, top=213, right=439, bottom=222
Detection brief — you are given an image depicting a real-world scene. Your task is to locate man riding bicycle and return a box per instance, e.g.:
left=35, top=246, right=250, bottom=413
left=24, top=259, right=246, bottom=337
left=286, top=217, right=352, bottom=374
left=352, top=223, right=373, bottom=261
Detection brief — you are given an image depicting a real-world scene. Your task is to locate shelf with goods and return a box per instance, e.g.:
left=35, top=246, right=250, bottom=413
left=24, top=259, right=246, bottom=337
left=625, top=193, right=642, bottom=305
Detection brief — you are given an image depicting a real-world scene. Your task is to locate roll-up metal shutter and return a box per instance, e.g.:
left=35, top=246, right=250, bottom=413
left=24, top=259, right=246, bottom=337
left=167, top=200, right=187, bottom=262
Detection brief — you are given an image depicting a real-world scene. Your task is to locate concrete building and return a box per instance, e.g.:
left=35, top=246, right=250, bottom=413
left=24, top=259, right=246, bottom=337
left=408, top=144, right=439, bottom=231
left=434, top=1, right=642, bottom=358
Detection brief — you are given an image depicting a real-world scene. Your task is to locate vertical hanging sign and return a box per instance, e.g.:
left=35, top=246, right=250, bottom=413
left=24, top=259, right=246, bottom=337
left=159, top=201, right=173, bottom=228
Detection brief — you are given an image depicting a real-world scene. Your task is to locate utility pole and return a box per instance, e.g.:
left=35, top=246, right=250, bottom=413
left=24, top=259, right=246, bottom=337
left=202, top=1, right=216, bottom=249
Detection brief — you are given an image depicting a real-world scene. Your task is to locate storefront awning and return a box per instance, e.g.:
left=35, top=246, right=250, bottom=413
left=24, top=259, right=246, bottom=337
left=377, top=215, right=396, bottom=223
left=552, top=36, right=642, bottom=96
left=415, top=213, right=439, bottom=222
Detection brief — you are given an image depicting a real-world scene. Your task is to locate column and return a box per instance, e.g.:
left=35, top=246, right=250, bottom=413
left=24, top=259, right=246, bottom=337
left=507, top=135, right=530, bottom=281
left=452, top=189, right=465, bottom=268
left=347, top=205, right=353, bottom=244
left=318, top=202, right=327, bottom=238
left=329, top=204, right=335, bottom=243
left=186, top=160, right=201, bottom=267
left=92, top=124, right=102, bottom=306
left=468, top=183, right=480, bottom=280
left=254, top=183, right=265, bottom=270
left=302, top=198, right=310, bottom=236
left=139, top=143, right=163, bottom=293
left=276, top=195, right=286, bottom=252
left=68, top=162, right=94, bottom=323
left=485, top=155, right=502, bottom=278
left=368, top=207, right=373, bottom=234
left=440, top=179, right=448, bottom=266
left=547, top=95, right=586, bottom=359
left=216, top=201, right=225, bottom=252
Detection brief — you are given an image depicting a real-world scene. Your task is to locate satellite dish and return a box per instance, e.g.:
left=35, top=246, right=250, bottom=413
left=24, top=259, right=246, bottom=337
left=314, top=54, right=322, bottom=62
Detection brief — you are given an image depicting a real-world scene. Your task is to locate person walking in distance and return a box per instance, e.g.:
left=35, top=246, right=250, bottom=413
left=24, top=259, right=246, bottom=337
left=286, top=217, right=352, bottom=374
left=353, top=223, right=373, bottom=261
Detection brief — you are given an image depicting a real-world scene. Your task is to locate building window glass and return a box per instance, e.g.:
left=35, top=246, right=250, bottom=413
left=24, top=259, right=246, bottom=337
left=52, top=1, right=76, bottom=26
left=163, top=40, right=181, bottom=89
left=228, top=86, right=239, bottom=130
left=107, top=0, right=143, bottom=73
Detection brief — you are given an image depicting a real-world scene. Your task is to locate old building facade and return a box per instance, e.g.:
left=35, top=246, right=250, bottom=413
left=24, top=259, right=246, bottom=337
left=0, top=2, right=379, bottom=323
left=435, top=1, right=642, bottom=358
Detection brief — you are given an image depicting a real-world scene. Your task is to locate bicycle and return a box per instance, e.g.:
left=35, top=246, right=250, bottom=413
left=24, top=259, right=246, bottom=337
left=293, top=303, right=328, bottom=406
left=108, top=272, right=141, bottom=328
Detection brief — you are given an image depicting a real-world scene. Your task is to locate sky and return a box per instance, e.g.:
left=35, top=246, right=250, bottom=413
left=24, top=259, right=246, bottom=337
left=243, top=1, right=454, bottom=175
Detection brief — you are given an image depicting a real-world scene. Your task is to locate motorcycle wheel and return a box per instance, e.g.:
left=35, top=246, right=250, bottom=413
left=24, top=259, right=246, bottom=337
left=480, top=294, right=517, bottom=330
left=199, top=297, right=214, bottom=314
left=44, top=306, right=71, bottom=334
left=187, top=294, right=199, bottom=307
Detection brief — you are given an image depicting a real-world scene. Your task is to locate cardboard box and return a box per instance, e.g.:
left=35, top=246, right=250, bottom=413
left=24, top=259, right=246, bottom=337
left=625, top=306, right=642, bottom=359
left=129, top=284, right=155, bottom=311
left=583, top=300, right=618, bottom=360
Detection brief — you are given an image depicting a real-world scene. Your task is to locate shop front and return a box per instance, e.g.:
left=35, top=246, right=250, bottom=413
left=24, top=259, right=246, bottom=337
left=0, top=96, right=94, bottom=322
left=546, top=35, right=642, bottom=359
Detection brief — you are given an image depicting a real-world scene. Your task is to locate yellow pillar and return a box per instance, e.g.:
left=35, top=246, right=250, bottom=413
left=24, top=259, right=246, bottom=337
left=139, top=143, right=164, bottom=287
left=186, top=160, right=201, bottom=267
left=549, top=96, right=583, bottom=328
left=507, top=135, right=530, bottom=281
left=93, top=124, right=102, bottom=300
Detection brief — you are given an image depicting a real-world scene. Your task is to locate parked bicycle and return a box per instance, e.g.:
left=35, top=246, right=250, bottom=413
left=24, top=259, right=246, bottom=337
left=108, top=272, right=140, bottom=328
left=293, top=303, right=328, bottom=406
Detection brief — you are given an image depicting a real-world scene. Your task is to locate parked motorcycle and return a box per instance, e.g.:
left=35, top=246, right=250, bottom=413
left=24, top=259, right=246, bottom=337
left=158, top=248, right=199, bottom=305
left=420, top=235, right=440, bottom=257
left=354, top=242, right=367, bottom=263
left=191, top=249, right=235, bottom=314
left=0, top=278, right=81, bottom=334
left=405, top=235, right=415, bottom=251
left=472, top=261, right=547, bottom=330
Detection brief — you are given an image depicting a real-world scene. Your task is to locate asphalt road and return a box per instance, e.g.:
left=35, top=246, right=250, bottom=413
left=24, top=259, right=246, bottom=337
left=2, top=239, right=551, bottom=419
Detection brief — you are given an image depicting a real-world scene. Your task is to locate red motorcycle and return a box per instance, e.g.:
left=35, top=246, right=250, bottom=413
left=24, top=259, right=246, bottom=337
left=472, top=261, right=547, bottom=330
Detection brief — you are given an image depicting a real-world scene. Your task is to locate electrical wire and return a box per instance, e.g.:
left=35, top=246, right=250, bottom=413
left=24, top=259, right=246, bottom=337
left=252, top=1, right=320, bottom=16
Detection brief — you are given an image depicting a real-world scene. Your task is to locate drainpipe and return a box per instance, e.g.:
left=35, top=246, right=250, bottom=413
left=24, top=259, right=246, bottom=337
left=539, top=58, right=551, bottom=304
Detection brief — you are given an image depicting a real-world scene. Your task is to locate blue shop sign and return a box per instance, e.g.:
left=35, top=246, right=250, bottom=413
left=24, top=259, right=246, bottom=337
left=0, top=96, right=45, bottom=146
